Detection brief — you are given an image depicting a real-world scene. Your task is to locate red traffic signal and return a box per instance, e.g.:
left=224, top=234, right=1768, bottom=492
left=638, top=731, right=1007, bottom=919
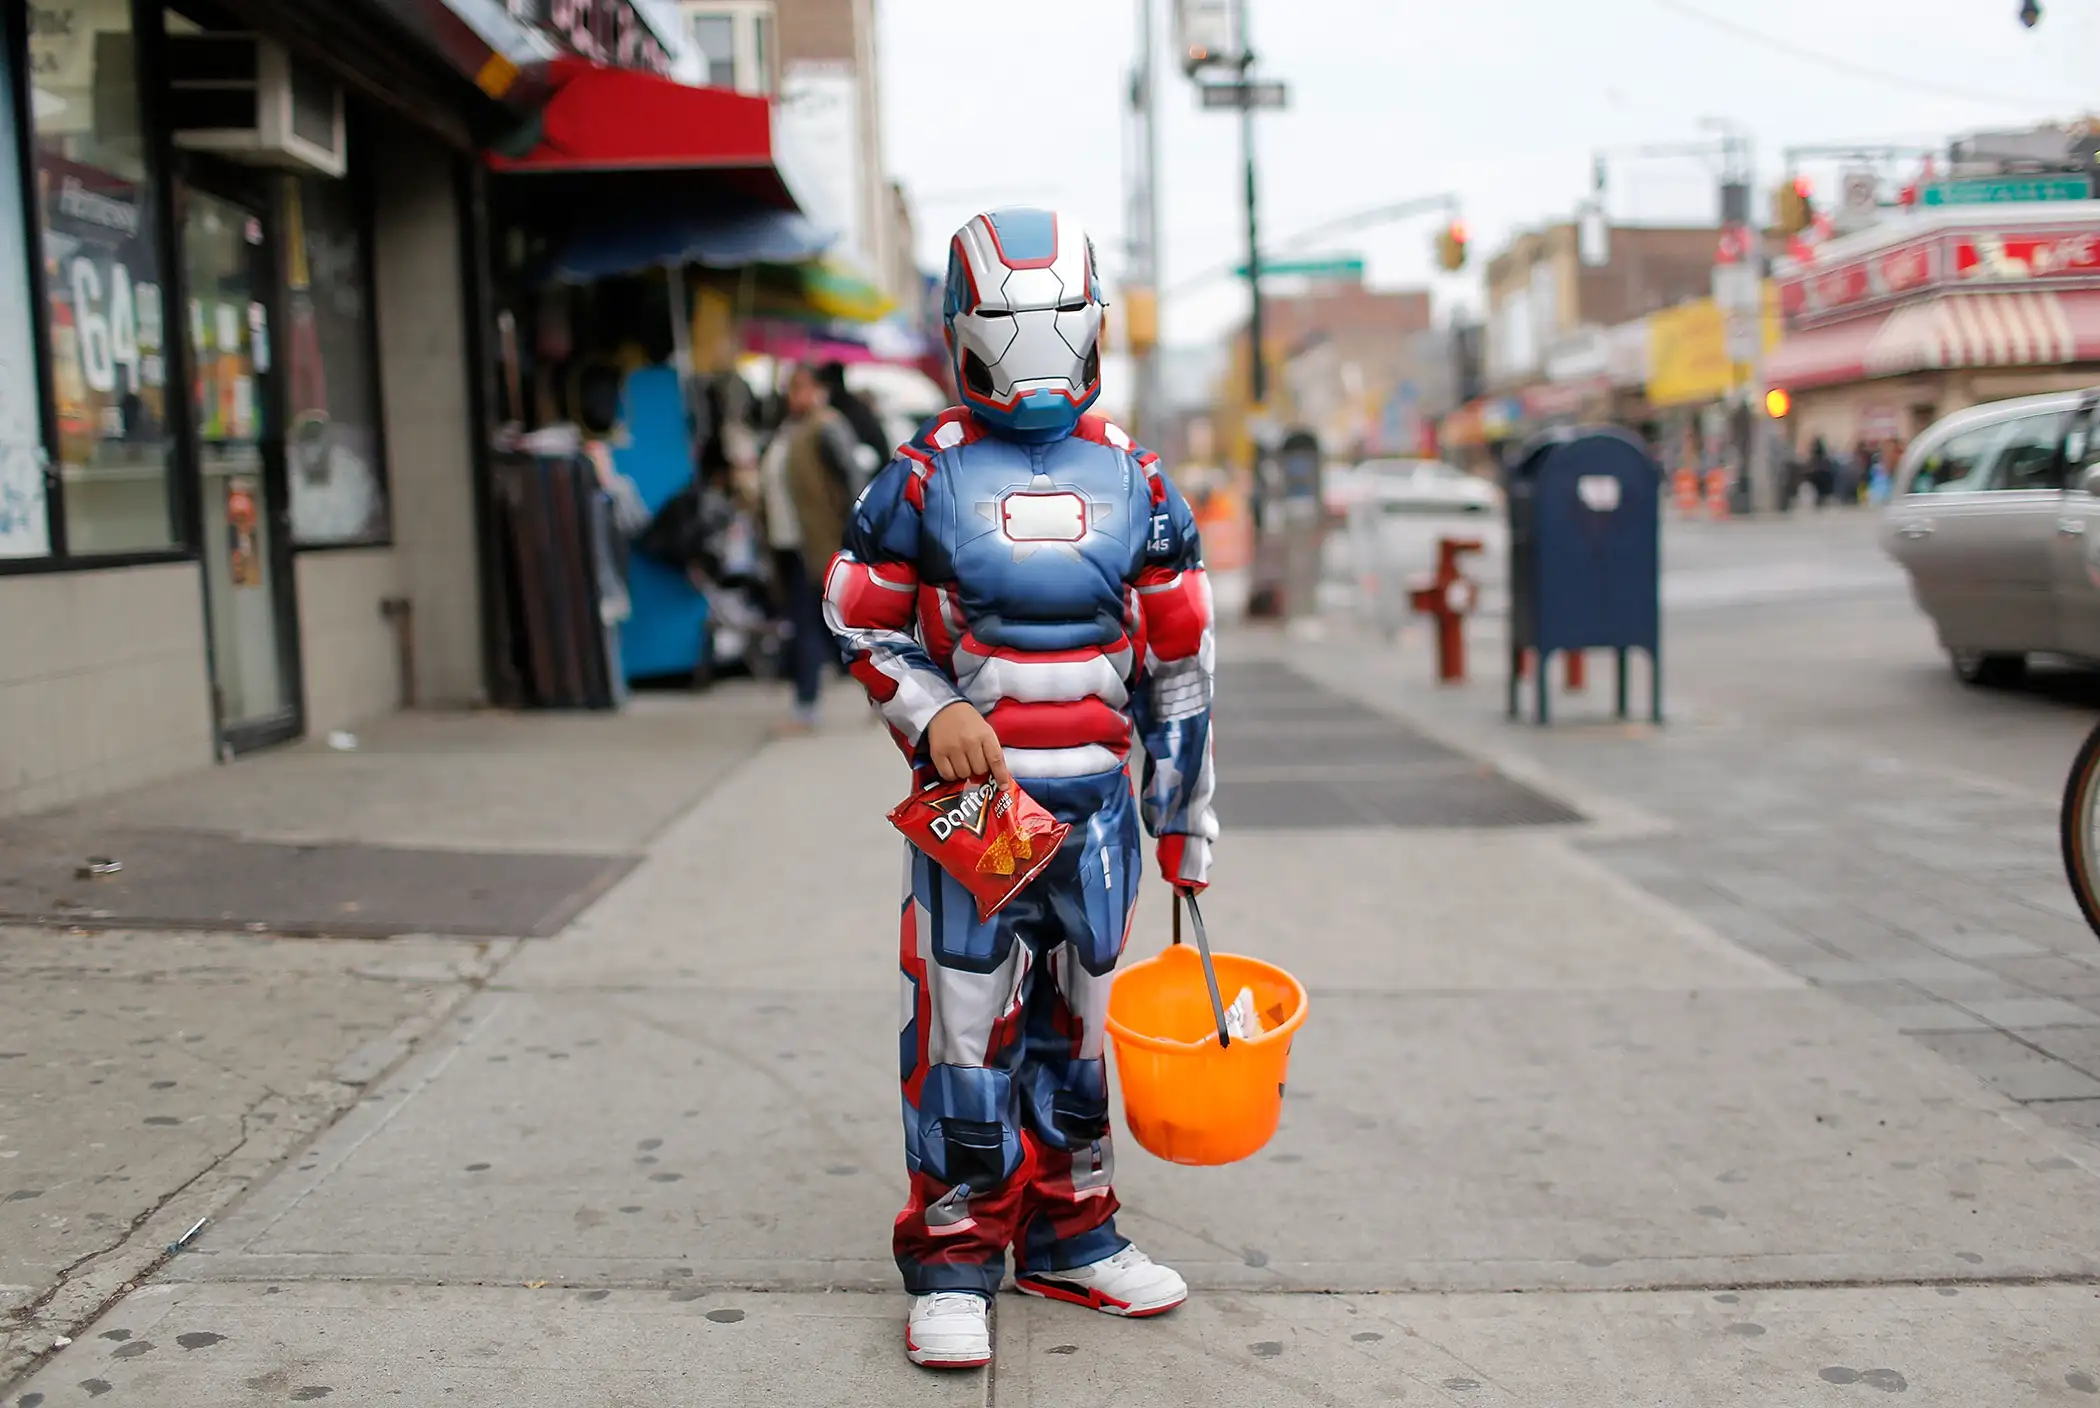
left=1435, top=220, right=1469, bottom=271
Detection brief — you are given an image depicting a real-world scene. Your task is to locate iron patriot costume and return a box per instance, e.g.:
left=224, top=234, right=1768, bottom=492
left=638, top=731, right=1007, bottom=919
left=823, top=208, right=1218, bottom=1366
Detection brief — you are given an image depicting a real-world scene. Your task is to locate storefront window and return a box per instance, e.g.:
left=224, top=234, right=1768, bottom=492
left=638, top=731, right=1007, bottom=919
left=690, top=14, right=736, bottom=87
left=28, top=0, right=178, bottom=555
left=281, top=175, right=386, bottom=545
left=1, top=39, right=51, bottom=558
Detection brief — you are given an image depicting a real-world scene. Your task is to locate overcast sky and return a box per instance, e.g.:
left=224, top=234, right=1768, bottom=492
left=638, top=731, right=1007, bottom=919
left=876, top=0, right=2096, bottom=351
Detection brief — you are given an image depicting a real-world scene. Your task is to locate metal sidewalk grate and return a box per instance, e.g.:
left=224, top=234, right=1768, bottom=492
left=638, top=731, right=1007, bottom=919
left=1209, top=663, right=1583, bottom=830
left=0, top=826, right=636, bottom=938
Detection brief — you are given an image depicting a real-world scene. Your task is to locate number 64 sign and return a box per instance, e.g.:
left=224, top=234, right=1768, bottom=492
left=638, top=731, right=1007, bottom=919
left=66, top=255, right=165, bottom=395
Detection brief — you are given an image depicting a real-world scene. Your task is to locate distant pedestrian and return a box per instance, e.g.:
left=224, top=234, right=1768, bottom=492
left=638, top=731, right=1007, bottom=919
left=817, top=361, right=893, bottom=487
left=1808, top=437, right=1837, bottom=508
left=758, top=363, right=861, bottom=735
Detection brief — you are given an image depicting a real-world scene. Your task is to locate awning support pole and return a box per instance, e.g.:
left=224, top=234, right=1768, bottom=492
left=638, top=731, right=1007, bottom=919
left=665, top=261, right=698, bottom=435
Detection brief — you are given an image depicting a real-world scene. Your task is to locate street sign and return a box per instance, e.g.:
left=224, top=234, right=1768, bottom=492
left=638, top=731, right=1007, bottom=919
left=1233, top=256, right=1363, bottom=280
left=1200, top=80, right=1288, bottom=111
left=1724, top=310, right=1760, bottom=364
left=1919, top=176, right=2092, bottom=206
left=1836, top=168, right=1880, bottom=233
left=1712, top=262, right=1759, bottom=314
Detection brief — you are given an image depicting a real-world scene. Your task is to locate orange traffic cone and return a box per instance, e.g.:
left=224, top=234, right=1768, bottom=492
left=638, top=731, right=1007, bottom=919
left=1673, top=467, right=1700, bottom=517
left=1703, top=468, right=1731, bottom=521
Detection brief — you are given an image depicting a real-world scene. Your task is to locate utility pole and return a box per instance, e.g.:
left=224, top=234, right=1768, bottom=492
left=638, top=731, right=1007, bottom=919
left=1143, top=0, right=1165, bottom=437
left=1125, top=0, right=1164, bottom=442
left=1236, top=0, right=1265, bottom=408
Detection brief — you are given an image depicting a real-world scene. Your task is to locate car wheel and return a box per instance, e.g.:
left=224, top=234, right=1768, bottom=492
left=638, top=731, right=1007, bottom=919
left=1949, top=649, right=2027, bottom=687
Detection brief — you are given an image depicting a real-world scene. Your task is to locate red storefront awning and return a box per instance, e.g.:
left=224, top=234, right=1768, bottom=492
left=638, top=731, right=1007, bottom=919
left=1769, top=290, right=2100, bottom=391
left=487, top=58, right=808, bottom=212
left=1762, top=311, right=1895, bottom=390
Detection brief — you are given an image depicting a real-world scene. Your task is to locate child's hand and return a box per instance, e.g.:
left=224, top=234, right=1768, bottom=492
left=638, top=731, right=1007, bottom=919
left=1157, top=836, right=1209, bottom=896
left=926, top=701, right=1012, bottom=787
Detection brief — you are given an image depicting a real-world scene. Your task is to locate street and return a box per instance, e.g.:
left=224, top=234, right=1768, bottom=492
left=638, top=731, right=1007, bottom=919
left=7, top=510, right=2100, bottom=1404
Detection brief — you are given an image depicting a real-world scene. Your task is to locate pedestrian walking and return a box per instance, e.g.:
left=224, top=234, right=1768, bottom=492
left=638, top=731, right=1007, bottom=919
left=817, top=360, right=895, bottom=486
left=759, top=363, right=860, bottom=735
left=1808, top=437, right=1837, bottom=508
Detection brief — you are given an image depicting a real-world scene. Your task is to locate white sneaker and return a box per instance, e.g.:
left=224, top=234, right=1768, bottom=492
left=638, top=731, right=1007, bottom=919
left=906, top=1291, right=992, bottom=1369
left=1015, top=1244, right=1188, bottom=1318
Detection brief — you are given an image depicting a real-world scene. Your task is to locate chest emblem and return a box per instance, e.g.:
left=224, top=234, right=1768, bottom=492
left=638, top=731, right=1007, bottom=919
left=1003, top=492, right=1088, bottom=543
left=977, top=473, right=1116, bottom=562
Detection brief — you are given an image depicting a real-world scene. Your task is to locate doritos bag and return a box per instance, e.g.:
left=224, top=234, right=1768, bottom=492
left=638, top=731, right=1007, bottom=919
left=889, top=777, right=1071, bottom=922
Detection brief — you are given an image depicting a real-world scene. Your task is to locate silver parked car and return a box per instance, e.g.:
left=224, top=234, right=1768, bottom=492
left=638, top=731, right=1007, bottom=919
left=1881, top=388, right=2100, bottom=686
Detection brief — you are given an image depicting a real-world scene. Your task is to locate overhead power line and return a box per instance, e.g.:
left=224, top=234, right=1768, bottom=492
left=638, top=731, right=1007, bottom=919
left=1655, top=0, right=2080, bottom=110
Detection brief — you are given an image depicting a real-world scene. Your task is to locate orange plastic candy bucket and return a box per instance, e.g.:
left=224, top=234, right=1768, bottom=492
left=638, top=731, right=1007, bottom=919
left=1105, top=900, right=1309, bottom=1167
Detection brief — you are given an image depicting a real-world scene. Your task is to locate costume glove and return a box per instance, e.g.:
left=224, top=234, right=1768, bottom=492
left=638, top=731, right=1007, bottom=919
left=1156, top=834, right=1210, bottom=895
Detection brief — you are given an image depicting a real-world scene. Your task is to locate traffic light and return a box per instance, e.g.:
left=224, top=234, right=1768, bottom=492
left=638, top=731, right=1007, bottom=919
left=1765, top=387, right=1792, bottom=419
left=1776, top=177, right=1815, bottom=236
left=2020, top=0, right=2041, bottom=27
left=1435, top=220, right=1469, bottom=272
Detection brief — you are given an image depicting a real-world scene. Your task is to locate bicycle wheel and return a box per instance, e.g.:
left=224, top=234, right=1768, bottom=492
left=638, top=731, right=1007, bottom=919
left=2058, top=720, right=2100, bottom=939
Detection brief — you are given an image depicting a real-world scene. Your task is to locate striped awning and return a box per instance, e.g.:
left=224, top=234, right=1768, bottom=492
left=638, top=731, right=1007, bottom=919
left=1863, top=291, right=2079, bottom=376
left=1767, top=290, right=2100, bottom=391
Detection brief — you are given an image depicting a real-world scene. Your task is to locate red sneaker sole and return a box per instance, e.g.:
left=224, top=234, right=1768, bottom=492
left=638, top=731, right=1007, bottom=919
left=906, top=1331, right=990, bottom=1369
left=1014, top=1278, right=1187, bottom=1318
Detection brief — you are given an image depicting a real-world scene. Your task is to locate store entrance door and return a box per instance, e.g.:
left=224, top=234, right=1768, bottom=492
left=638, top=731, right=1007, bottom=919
left=181, top=182, right=302, bottom=753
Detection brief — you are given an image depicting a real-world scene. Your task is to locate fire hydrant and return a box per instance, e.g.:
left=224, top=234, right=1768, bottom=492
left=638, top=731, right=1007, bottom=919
left=1408, top=537, right=1483, bottom=683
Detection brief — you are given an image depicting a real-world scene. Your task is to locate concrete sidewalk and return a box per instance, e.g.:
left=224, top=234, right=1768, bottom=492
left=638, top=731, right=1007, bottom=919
left=10, top=644, right=2100, bottom=1404
left=0, top=684, right=780, bottom=1388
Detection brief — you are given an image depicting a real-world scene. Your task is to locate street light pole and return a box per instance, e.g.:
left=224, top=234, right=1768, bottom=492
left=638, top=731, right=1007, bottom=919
left=1127, top=0, right=1164, bottom=442
left=1144, top=0, right=1166, bottom=436
left=1237, top=0, right=1265, bottom=407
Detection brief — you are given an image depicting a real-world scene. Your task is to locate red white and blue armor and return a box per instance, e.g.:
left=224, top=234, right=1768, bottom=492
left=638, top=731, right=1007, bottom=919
left=823, top=208, right=1218, bottom=1298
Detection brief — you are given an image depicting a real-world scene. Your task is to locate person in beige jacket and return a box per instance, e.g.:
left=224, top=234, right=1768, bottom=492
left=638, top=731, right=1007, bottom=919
left=759, top=363, right=863, bottom=734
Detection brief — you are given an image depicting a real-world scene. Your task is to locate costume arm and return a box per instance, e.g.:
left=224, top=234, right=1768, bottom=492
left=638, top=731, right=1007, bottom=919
left=822, top=455, right=966, bottom=746
left=1129, top=452, right=1219, bottom=892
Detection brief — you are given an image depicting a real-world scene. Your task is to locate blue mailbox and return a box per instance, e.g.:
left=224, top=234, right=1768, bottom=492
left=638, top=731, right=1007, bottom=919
left=1505, top=426, right=1662, bottom=725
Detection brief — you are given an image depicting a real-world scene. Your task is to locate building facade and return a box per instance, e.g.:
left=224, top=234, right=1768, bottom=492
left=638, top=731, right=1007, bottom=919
left=2, top=0, right=821, bottom=817
left=1764, top=205, right=2100, bottom=454
left=1447, top=221, right=1736, bottom=465
left=1222, top=277, right=1433, bottom=463
left=766, top=0, right=912, bottom=304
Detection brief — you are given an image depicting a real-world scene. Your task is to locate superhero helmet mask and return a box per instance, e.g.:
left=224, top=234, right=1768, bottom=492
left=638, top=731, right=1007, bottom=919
left=942, top=208, right=1106, bottom=442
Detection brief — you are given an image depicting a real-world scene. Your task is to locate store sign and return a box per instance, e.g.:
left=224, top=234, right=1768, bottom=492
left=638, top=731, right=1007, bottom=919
left=27, top=0, right=134, bottom=136
left=1647, top=295, right=1779, bottom=407
left=1951, top=229, right=2100, bottom=281
left=40, top=157, right=166, bottom=401
left=504, top=0, right=671, bottom=75
left=38, top=155, right=166, bottom=486
left=1780, top=238, right=1937, bottom=320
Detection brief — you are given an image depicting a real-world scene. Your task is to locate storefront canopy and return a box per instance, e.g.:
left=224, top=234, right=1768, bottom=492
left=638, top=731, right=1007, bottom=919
left=486, top=58, right=817, bottom=214
left=542, top=208, right=834, bottom=283
left=1766, top=290, right=2100, bottom=390
left=741, top=318, right=928, bottom=366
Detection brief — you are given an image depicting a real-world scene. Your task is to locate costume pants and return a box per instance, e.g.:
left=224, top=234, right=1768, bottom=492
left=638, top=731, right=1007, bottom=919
left=894, top=775, right=1140, bottom=1296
